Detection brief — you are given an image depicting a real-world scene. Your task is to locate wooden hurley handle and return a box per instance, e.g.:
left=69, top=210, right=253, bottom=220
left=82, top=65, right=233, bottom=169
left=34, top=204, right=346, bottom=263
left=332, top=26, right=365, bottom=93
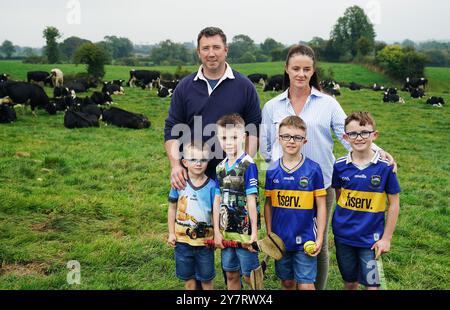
left=204, top=239, right=258, bottom=251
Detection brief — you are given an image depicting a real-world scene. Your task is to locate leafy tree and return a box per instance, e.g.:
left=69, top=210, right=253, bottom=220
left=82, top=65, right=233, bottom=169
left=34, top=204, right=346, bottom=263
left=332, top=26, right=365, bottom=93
left=150, top=40, right=191, bottom=65
left=260, top=38, right=284, bottom=56
left=103, top=36, right=134, bottom=59
left=43, top=26, right=61, bottom=64
left=228, top=34, right=257, bottom=63
left=356, top=36, right=374, bottom=57
left=60, top=36, right=91, bottom=61
left=375, top=45, right=426, bottom=80
left=0, top=40, right=15, bottom=58
left=330, top=5, right=375, bottom=59
left=73, top=43, right=110, bottom=78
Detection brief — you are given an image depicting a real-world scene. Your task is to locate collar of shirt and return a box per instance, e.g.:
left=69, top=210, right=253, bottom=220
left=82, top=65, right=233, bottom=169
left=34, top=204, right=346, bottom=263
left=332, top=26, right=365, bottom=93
left=279, top=86, right=324, bottom=112
left=193, top=62, right=235, bottom=95
left=346, top=150, right=380, bottom=165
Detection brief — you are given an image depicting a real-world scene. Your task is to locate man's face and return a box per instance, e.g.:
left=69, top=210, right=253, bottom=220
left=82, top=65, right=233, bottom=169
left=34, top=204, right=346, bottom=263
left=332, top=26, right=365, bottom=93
left=197, top=35, right=228, bottom=73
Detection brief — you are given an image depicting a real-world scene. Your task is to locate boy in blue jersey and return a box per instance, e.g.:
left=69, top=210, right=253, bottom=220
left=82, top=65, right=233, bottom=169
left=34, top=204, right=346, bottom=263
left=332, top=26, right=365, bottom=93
left=168, top=141, right=216, bottom=290
left=332, top=112, right=400, bottom=290
left=213, top=113, right=260, bottom=290
left=264, top=116, right=327, bottom=290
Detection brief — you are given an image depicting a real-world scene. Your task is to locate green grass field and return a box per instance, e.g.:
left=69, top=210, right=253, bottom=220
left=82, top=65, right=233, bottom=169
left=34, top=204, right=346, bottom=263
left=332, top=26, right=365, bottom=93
left=0, top=61, right=449, bottom=290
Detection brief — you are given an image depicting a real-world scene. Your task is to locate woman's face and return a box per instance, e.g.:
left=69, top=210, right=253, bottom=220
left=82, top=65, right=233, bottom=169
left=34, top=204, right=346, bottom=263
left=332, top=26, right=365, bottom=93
left=285, top=54, right=315, bottom=90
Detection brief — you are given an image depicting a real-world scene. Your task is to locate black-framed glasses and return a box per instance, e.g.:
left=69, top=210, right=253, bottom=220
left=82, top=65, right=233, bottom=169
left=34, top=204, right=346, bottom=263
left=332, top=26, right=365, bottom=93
left=186, top=158, right=209, bottom=164
left=345, top=131, right=374, bottom=140
left=279, top=134, right=305, bottom=142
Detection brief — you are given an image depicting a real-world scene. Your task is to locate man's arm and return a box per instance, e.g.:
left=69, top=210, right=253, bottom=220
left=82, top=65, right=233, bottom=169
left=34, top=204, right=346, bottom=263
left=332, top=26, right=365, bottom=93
left=246, top=134, right=258, bottom=158
left=164, top=139, right=187, bottom=190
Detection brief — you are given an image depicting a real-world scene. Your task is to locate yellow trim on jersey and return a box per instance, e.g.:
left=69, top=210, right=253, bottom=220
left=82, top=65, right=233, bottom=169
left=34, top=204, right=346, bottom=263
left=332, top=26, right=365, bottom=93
left=280, top=156, right=305, bottom=174
left=314, top=188, right=327, bottom=197
left=337, top=189, right=387, bottom=213
left=265, top=189, right=315, bottom=209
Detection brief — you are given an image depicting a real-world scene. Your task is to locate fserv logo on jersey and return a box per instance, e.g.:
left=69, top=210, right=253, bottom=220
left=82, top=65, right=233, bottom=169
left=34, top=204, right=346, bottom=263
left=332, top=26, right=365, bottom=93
left=267, top=190, right=315, bottom=209
left=338, top=189, right=387, bottom=213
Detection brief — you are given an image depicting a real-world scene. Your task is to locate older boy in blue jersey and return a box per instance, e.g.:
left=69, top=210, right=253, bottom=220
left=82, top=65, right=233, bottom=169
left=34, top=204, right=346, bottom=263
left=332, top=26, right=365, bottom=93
left=213, top=113, right=260, bottom=290
left=168, top=141, right=216, bottom=290
left=264, top=116, right=327, bottom=290
left=332, top=111, right=400, bottom=290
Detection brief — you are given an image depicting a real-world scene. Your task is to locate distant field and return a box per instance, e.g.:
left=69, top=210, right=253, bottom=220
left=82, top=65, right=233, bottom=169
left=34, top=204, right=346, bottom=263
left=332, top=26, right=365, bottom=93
left=0, top=61, right=449, bottom=290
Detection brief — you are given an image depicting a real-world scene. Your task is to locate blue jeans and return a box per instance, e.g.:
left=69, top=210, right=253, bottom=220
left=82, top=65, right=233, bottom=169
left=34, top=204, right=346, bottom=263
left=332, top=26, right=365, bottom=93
left=174, top=242, right=215, bottom=282
left=334, top=239, right=380, bottom=287
left=275, top=250, right=317, bottom=284
left=221, top=248, right=259, bottom=277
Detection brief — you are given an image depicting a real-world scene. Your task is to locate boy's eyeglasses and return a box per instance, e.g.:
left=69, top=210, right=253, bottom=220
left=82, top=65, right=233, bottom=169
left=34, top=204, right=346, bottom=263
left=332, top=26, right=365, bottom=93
left=186, top=158, right=209, bottom=164
left=345, top=131, right=374, bottom=140
left=279, top=134, right=305, bottom=142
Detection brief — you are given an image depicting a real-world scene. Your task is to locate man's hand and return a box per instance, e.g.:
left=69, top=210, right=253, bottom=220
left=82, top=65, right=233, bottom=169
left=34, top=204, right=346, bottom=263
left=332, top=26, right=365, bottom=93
left=171, top=165, right=188, bottom=190
left=379, top=150, right=397, bottom=173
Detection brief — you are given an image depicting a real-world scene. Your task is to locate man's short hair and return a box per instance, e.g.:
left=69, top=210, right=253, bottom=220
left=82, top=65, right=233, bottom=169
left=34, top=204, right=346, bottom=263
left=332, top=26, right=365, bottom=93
left=216, top=113, right=245, bottom=128
left=279, top=116, right=307, bottom=132
left=197, top=27, right=227, bottom=47
left=345, top=112, right=376, bottom=130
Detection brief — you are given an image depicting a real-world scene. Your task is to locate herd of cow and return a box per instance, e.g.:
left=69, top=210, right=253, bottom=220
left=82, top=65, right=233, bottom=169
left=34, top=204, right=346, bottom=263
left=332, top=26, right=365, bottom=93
left=0, top=68, right=446, bottom=125
left=247, top=73, right=445, bottom=107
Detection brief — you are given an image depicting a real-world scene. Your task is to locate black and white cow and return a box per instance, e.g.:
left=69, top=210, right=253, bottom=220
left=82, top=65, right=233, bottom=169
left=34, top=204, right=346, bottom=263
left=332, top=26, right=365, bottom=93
left=0, top=73, right=8, bottom=82
left=0, top=103, right=17, bottom=123
left=320, top=80, right=341, bottom=96
left=247, top=74, right=268, bottom=85
left=102, top=107, right=150, bottom=129
left=110, top=80, right=125, bottom=87
left=0, top=81, right=56, bottom=114
left=426, top=96, right=445, bottom=107
left=102, top=82, right=124, bottom=95
left=385, top=87, right=398, bottom=95
left=27, top=71, right=52, bottom=87
left=349, top=82, right=362, bottom=91
left=90, top=91, right=113, bottom=105
left=128, top=70, right=161, bottom=89
left=372, top=83, right=385, bottom=91
left=263, top=75, right=284, bottom=92
left=64, top=108, right=100, bottom=129
left=383, top=92, right=405, bottom=103
left=403, top=77, right=428, bottom=91
left=410, top=88, right=425, bottom=99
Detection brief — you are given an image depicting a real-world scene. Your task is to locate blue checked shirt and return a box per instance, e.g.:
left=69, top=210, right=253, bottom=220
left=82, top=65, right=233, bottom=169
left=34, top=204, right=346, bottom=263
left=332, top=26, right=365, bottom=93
left=261, top=87, right=380, bottom=188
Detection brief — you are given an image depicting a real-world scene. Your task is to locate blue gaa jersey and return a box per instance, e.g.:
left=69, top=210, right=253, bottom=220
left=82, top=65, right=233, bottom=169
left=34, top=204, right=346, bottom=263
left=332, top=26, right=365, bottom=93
left=264, top=156, right=326, bottom=251
left=332, top=152, right=401, bottom=248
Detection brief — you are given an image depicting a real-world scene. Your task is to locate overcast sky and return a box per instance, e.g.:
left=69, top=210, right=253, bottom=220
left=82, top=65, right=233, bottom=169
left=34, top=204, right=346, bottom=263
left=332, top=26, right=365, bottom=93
left=1, top=0, right=449, bottom=47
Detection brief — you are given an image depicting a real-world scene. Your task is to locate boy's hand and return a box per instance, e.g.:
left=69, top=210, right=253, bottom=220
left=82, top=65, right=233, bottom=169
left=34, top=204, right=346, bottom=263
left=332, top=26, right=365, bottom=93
left=214, top=232, right=224, bottom=249
left=371, top=239, right=391, bottom=259
left=243, top=234, right=258, bottom=252
left=379, top=150, right=397, bottom=173
left=307, top=239, right=323, bottom=257
left=167, top=233, right=176, bottom=247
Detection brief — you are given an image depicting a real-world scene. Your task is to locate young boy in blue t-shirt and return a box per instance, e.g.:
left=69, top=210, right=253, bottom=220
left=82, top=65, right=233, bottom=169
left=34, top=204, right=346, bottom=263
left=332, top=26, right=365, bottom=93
left=332, top=111, right=400, bottom=290
left=264, top=115, right=327, bottom=290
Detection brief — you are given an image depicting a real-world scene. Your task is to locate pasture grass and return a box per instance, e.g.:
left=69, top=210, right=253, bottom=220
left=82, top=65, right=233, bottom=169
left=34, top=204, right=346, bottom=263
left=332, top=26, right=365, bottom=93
left=0, top=61, right=449, bottom=290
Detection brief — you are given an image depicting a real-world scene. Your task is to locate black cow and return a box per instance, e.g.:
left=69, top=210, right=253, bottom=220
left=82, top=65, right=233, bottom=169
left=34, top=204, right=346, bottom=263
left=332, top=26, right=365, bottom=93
left=410, top=88, right=425, bottom=99
left=0, top=73, right=8, bottom=82
left=90, top=91, right=113, bottom=105
left=128, top=70, right=160, bottom=89
left=160, top=79, right=179, bottom=90
left=349, top=82, right=362, bottom=91
left=372, top=83, right=385, bottom=91
left=404, top=77, right=428, bottom=91
left=247, top=74, right=268, bottom=85
left=27, top=71, right=52, bottom=87
left=385, top=87, right=398, bottom=95
left=64, top=108, right=100, bottom=129
left=157, top=86, right=172, bottom=98
left=320, top=80, right=341, bottom=96
left=426, top=96, right=445, bottom=106
left=0, top=81, right=56, bottom=115
left=383, top=92, right=405, bottom=103
left=263, top=75, right=284, bottom=92
left=102, top=107, right=150, bottom=129
left=102, top=82, right=124, bottom=95
left=53, top=86, right=73, bottom=98
left=0, top=103, right=17, bottom=123
left=110, top=80, right=124, bottom=87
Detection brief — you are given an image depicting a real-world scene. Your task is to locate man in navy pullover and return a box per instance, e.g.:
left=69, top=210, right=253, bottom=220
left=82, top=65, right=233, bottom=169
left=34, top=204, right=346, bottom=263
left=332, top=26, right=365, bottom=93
left=164, top=27, right=261, bottom=189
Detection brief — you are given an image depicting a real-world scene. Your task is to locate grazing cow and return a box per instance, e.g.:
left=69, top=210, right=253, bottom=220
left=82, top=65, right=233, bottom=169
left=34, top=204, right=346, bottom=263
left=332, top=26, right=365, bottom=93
left=51, top=68, right=64, bottom=87
left=320, top=80, right=341, bottom=96
left=0, top=81, right=56, bottom=115
left=372, top=83, right=385, bottom=91
left=160, top=79, right=179, bottom=90
left=0, top=103, right=17, bottom=123
left=102, top=107, right=150, bottom=129
left=349, top=82, right=362, bottom=91
left=64, top=108, right=100, bottom=129
left=128, top=70, right=160, bottom=89
left=404, top=77, right=428, bottom=91
left=102, top=82, right=124, bottom=95
left=426, top=96, right=445, bottom=107
left=410, top=87, right=425, bottom=99
left=383, top=92, right=405, bottom=103
left=247, top=73, right=268, bottom=85
left=263, top=75, right=284, bottom=92
left=90, top=91, right=113, bottom=105
left=27, top=71, right=52, bottom=87
left=0, top=73, right=8, bottom=82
